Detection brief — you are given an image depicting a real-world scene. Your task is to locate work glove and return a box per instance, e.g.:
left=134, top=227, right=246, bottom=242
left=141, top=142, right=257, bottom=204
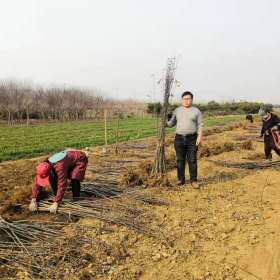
left=29, top=198, right=38, bottom=212
left=49, top=202, right=59, bottom=214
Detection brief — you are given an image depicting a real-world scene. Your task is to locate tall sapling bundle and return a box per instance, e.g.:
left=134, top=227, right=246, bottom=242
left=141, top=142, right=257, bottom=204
left=153, top=58, right=177, bottom=175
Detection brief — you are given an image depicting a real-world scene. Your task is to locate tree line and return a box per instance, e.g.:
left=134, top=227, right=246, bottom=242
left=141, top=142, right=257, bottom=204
left=147, top=100, right=274, bottom=116
left=0, top=80, right=144, bottom=125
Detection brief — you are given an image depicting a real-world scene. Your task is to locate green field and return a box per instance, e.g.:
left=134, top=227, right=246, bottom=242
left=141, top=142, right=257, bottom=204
left=0, top=115, right=244, bottom=162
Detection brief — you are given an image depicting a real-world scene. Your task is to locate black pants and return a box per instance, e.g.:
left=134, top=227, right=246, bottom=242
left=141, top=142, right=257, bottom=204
left=49, top=170, right=81, bottom=199
left=174, top=134, right=198, bottom=183
left=264, top=134, right=280, bottom=159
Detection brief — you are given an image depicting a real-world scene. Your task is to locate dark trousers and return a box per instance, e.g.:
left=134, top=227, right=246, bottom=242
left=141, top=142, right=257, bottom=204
left=174, top=134, right=198, bottom=183
left=49, top=170, right=81, bottom=199
left=264, top=134, right=280, bottom=159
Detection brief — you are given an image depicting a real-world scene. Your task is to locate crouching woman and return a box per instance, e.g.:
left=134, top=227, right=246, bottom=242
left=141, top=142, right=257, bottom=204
left=29, top=149, right=88, bottom=214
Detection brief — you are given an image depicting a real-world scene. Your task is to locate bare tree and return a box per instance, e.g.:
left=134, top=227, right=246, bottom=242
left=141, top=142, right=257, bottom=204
left=22, top=86, right=33, bottom=126
left=0, top=83, right=12, bottom=124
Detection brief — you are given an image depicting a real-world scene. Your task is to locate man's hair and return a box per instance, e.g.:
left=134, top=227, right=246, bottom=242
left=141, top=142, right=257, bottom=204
left=181, top=91, right=193, bottom=99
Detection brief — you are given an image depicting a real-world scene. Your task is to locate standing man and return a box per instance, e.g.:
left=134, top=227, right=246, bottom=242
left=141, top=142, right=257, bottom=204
left=29, top=149, right=88, bottom=213
left=167, top=91, right=203, bottom=188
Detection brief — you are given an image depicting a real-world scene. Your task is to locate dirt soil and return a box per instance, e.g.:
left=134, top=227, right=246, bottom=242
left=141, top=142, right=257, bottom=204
left=1, top=122, right=280, bottom=279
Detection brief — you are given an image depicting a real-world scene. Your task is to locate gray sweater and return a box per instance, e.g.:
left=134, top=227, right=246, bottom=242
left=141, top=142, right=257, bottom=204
left=167, top=106, right=203, bottom=135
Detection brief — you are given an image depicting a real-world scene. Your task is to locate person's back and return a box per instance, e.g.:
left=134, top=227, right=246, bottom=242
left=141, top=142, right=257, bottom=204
left=261, top=112, right=280, bottom=136
left=246, top=114, right=253, bottom=123
left=259, top=110, right=280, bottom=160
left=29, top=149, right=88, bottom=213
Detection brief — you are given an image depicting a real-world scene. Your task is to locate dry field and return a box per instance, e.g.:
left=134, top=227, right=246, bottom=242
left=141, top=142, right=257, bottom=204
left=0, top=121, right=280, bottom=280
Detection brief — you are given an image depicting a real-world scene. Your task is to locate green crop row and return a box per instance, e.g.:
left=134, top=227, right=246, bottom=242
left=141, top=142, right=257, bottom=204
left=0, top=115, right=244, bottom=162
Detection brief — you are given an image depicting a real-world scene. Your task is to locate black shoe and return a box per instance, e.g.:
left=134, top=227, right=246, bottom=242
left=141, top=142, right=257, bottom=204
left=176, top=180, right=185, bottom=186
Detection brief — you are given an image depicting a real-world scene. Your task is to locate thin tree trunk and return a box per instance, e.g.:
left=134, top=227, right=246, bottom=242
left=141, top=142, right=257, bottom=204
left=26, top=106, right=29, bottom=126
left=7, top=110, right=11, bottom=126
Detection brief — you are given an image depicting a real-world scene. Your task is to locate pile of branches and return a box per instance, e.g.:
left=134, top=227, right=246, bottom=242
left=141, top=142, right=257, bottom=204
left=208, top=159, right=280, bottom=170
left=82, top=182, right=167, bottom=206
left=0, top=183, right=166, bottom=277
left=0, top=216, right=102, bottom=279
left=0, top=216, right=66, bottom=278
left=38, top=196, right=150, bottom=234
left=0, top=216, right=62, bottom=249
left=232, top=135, right=263, bottom=143
left=36, top=182, right=167, bottom=234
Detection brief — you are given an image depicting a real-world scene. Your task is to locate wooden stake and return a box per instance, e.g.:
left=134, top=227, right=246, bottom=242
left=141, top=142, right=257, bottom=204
left=115, top=113, right=120, bottom=155
left=103, top=109, right=108, bottom=152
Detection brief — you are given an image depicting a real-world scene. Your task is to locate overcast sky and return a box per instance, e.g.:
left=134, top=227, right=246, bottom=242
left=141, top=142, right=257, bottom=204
left=0, top=0, right=280, bottom=103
